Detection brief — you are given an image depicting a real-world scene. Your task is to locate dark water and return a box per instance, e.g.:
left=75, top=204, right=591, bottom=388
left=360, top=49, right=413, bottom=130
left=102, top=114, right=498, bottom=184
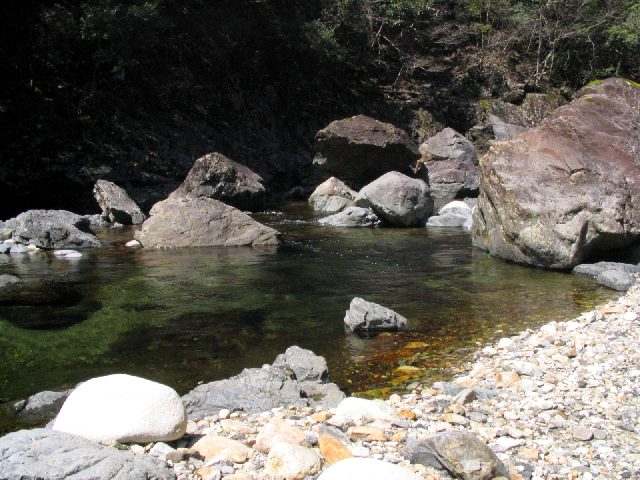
left=0, top=203, right=613, bottom=430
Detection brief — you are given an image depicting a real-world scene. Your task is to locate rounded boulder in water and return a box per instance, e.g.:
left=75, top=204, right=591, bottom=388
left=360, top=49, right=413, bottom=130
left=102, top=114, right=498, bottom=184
left=52, top=374, right=187, bottom=444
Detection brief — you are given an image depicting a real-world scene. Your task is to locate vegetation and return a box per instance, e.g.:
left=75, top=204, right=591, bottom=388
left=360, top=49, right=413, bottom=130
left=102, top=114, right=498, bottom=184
left=0, top=1, right=638, bottom=216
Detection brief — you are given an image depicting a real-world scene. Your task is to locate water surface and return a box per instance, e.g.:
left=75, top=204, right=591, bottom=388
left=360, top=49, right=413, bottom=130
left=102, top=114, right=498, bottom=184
left=0, top=203, right=613, bottom=430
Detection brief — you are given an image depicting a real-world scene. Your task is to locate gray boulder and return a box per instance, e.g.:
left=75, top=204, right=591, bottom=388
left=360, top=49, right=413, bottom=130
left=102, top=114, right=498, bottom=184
left=0, top=224, right=12, bottom=241
left=93, top=180, right=146, bottom=225
left=135, top=196, right=279, bottom=249
left=308, top=177, right=357, bottom=213
left=0, top=428, right=175, bottom=480
left=344, top=297, right=408, bottom=333
left=416, top=128, right=479, bottom=211
left=12, top=390, right=71, bottom=425
left=573, top=262, right=639, bottom=291
left=355, top=172, right=433, bottom=227
left=314, top=115, right=421, bottom=189
left=0, top=274, right=20, bottom=289
left=406, top=431, right=508, bottom=480
left=319, top=207, right=381, bottom=228
left=4, top=210, right=100, bottom=249
left=182, top=346, right=344, bottom=420
left=171, top=152, right=266, bottom=211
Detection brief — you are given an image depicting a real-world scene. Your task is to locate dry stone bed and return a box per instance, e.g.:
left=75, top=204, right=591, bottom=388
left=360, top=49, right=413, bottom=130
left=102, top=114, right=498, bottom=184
left=127, top=284, right=640, bottom=480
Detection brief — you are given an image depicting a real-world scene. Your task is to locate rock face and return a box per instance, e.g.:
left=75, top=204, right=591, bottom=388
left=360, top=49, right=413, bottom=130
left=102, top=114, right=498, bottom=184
left=93, top=180, right=146, bottom=225
left=182, top=346, right=344, bottom=420
left=170, top=152, right=266, bottom=211
left=0, top=428, right=175, bottom=480
left=314, top=115, right=420, bottom=189
left=473, top=78, right=640, bottom=269
left=406, top=431, right=508, bottom=480
left=573, top=261, right=640, bottom=291
left=4, top=210, right=100, bottom=249
left=135, top=196, right=279, bottom=248
left=427, top=200, right=474, bottom=230
left=355, top=172, right=433, bottom=227
left=318, top=207, right=380, bottom=228
left=318, top=458, right=421, bottom=480
left=344, top=298, right=408, bottom=333
left=52, top=374, right=187, bottom=444
left=308, top=177, right=357, bottom=213
left=416, top=128, right=479, bottom=211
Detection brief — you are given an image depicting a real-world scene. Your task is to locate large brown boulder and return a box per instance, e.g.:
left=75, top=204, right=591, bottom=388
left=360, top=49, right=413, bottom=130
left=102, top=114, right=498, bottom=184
left=473, top=78, right=640, bottom=269
left=314, top=115, right=420, bottom=189
left=135, top=196, right=279, bottom=249
left=171, top=153, right=266, bottom=211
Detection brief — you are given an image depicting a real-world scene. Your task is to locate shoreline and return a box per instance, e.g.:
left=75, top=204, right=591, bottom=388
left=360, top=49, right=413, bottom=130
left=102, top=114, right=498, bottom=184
left=151, top=281, right=639, bottom=479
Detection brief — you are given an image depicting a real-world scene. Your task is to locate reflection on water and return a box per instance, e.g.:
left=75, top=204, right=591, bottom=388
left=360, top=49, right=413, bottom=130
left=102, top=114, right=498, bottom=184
left=0, top=203, right=614, bottom=421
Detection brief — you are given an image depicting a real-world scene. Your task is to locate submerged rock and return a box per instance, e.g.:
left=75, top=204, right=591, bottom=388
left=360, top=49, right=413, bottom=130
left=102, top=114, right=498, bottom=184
left=182, top=346, right=344, bottom=420
left=0, top=428, right=175, bottom=480
left=4, top=210, right=100, bottom=249
left=135, top=196, right=279, bottom=249
left=170, top=152, right=266, bottom=211
left=344, top=297, right=408, bottom=333
left=355, top=172, right=433, bottom=227
left=318, top=207, right=380, bottom=228
left=406, top=431, right=508, bottom=480
left=308, top=177, right=357, bottom=213
left=314, top=115, right=420, bottom=189
left=473, top=78, right=640, bottom=269
left=93, top=179, right=146, bottom=225
left=52, top=374, right=187, bottom=444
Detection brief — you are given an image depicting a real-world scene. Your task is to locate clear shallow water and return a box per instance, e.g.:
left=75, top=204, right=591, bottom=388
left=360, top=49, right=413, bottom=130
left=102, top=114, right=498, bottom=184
left=0, top=203, right=614, bottom=430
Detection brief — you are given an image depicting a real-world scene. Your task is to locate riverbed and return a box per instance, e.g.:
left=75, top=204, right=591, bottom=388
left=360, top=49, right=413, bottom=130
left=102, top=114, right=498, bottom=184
left=0, top=204, right=613, bottom=415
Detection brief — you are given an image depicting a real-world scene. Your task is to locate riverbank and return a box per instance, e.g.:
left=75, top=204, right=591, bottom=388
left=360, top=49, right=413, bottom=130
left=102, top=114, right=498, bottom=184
left=146, top=281, right=639, bottom=480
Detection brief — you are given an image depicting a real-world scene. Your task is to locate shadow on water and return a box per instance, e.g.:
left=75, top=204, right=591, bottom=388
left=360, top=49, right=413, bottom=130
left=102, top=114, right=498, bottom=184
left=0, top=203, right=616, bottom=432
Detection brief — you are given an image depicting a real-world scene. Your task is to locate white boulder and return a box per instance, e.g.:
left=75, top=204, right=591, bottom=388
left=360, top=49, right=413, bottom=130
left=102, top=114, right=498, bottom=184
left=309, top=177, right=357, bottom=213
left=318, top=458, right=421, bottom=480
left=52, top=374, right=187, bottom=444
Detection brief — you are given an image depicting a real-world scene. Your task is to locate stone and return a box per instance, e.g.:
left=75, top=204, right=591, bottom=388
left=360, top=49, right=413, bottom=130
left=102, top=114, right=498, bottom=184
left=318, top=458, right=422, bottom=480
left=170, top=152, right=266, bottom=211
left=333, top=397, right=396, bottom=424
left=596, top=270, right=635, bottom=291
left=318, top=426, right=353, bottom=465
left=473, top=78, right=640, bottom=269
left=406, top=431, right=508, bottom=480
left=347, top=426, right=386, bottom=442
left=314, top=115, right=421, bottom=189
left=355, top=172, right=433, bottom=227
left=125, top=239, right=142, bottom=248
left=309, top=177, right=357, bottom=213
left=255, top=419, right=306, bottom=453
left=427, top=200, right=475, bottom=230
left=52, top=374, right=187, bottom=444
left=149, top=442, right=176, bottom=459
left=191, top=434, right=250, bottom=463
left=182, top=347, right=343, bottom=420
left=134, top=196, right=279, bottom=248
left=53, top=249, right=83, bottom=259
left=344, top=297, right=408, bottom=333
left=319, top=206, right=381, bottom=228
left=0, top=428, right=175, bottom=479
left=572, top=426, right=594, bottom=441
left=264, top=442, right=321, bottom=480
left=94, top=179, right=146, bottom=225
left=12, top=389, right=70, bottom=425
left=416, top=128, right=480, bottom=210
left=9, top=244, right=29, bottom=254
left=0, top=274, right=20, bottom=289
left=4, top=210, right=100, bottom=249
left=271, top=345, right=329, bottom=382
